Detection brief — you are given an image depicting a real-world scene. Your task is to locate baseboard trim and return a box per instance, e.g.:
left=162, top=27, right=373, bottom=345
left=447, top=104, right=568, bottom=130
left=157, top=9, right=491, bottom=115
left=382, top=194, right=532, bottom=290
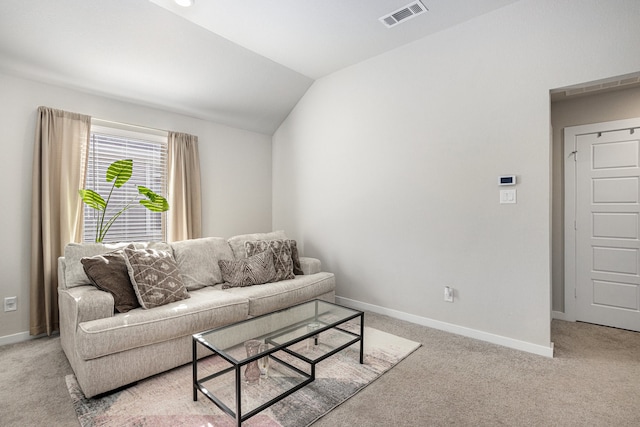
left=0, top=331, right=35, bottom=346
left=336, top=296, right=554, bottom=358
left=552, top=310, right=569, bottom=321
left=2, top=301, right=556, bottom=357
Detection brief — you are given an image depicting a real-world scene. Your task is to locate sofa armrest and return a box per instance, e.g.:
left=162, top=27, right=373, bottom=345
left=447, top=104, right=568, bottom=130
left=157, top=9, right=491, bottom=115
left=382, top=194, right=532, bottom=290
left=299, top=257, right=322, bottom=275
left=59, top=285, right=115, bottom=325
left=58, top=285, right=114, bottom=377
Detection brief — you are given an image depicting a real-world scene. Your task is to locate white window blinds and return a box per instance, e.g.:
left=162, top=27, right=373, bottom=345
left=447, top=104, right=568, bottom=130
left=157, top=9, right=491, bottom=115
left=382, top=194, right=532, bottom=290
left=83, top=121, right=168, bottom=243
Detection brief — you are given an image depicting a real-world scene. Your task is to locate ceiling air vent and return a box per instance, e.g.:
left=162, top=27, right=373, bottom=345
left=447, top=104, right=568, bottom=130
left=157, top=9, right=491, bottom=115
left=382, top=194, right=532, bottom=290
left=380, top=1, right=428, bottom=28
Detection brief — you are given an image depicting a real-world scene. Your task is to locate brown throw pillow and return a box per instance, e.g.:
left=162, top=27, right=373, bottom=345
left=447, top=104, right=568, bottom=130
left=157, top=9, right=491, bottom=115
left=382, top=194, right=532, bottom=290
left=287, top=240, right=304, bottom=275
left=219, top=251, right=277, bottom=289
left=81, top=251, right=140, bottom=313
left=123, top=245, right=190, bottom=309
left=245, top=239, right=295, bottom=282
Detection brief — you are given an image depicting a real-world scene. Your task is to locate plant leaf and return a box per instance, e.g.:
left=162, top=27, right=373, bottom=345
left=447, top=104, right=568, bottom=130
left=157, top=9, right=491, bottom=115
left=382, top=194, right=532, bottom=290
left=78, top=189, right=106, bottom=211
left=138, top=186, right=170, bottom=212
left=98, top=204, right=132, bottom=242
left=106, top=159, right=133, bottom=188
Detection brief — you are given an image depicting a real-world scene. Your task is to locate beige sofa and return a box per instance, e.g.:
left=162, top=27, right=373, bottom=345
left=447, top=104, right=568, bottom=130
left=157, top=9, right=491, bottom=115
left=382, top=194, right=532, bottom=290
left=57, top=231, right=335, bottom=398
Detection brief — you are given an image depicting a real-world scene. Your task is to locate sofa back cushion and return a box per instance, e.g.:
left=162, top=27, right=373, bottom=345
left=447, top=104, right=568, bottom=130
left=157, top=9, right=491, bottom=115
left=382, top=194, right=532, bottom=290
left=169, top=237, right=234, bottom=290
left=227, top=230, right=288, bottom=259
left=63, top=242, right=171, bottom=289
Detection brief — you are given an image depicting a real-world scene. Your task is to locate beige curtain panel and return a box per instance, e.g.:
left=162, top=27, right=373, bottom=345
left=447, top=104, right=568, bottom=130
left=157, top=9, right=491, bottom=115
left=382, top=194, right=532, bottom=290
left=31, top=107, right=90, bottom=336
left=167, top=131, right=202, bottom=242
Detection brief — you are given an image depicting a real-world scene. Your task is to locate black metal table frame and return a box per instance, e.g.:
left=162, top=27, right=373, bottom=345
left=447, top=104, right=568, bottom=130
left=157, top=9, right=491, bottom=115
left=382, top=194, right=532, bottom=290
left=192, top=300, right=364, bottom=426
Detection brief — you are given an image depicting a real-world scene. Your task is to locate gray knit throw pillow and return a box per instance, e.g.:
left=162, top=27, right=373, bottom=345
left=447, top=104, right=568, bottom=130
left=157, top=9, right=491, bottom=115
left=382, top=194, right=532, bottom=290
left=245, top=239, right=296, bottom=281
left=219, top=251, right=277, bottom=289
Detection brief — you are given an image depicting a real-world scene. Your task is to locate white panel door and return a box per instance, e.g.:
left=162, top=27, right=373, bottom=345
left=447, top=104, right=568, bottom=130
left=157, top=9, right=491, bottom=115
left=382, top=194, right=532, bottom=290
left=574, top=127, right=640, bottom=331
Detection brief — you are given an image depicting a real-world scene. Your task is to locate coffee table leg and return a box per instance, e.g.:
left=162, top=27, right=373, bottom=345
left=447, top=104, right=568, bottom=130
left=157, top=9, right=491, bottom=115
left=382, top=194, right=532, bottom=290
left=192, top=338, right=198, bottom=401
left=236, top=365, right=242, bottom=426
left=359, top=313, right=364, bottom=364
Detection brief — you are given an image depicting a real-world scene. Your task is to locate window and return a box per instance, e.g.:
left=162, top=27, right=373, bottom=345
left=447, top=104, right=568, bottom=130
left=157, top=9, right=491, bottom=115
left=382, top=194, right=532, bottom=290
left=83, top=120, right=168, bottom=243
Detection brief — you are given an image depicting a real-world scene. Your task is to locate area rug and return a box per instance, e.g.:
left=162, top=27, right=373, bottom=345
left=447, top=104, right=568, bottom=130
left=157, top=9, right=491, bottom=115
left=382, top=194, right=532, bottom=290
left=66, top=326, right=420, bottom=427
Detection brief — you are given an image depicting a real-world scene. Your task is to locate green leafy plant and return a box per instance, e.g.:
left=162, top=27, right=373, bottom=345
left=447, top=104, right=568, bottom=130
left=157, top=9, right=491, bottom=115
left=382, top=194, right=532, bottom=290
left=79, top=159, right=169, bottom=243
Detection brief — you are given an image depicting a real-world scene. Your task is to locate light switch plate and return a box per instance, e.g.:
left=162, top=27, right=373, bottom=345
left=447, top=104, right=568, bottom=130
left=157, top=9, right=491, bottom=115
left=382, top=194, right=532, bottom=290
left=500, top=189, right=516, bottom=204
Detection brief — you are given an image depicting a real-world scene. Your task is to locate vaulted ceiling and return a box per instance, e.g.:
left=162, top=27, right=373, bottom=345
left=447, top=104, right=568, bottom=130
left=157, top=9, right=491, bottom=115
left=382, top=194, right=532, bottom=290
left=0, top=0, right=520, bottom=134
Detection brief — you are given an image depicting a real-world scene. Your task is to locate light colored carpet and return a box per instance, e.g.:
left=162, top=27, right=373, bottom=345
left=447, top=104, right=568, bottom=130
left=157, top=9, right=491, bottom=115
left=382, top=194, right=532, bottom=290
left=1, top=313, right=639, bottom=426
left=65, top=326, right=420, bottom=426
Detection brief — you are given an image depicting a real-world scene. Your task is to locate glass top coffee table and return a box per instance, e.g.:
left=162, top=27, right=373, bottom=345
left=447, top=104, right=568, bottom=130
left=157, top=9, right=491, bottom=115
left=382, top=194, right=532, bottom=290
left=192, top=299, right=364, bottom=426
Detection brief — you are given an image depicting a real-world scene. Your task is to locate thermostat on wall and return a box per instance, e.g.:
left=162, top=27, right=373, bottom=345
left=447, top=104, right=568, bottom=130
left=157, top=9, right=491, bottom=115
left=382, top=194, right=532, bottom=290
left=498, top=175, right=516, bottom=186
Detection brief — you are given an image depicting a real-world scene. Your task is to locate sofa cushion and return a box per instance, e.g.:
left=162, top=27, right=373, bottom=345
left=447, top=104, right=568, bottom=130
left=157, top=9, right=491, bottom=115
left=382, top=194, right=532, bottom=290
left=219, top=251, right=277, bottom=289
left=219, top=272, right=336, bottom=316
left=245, top=239, right=295, bottom=282
left=227, top=230, right=288, bottom=259
left=123, top=246, right=190, bottom=309
left=63, top=242, right=171, bottom=289
left=76, top=288, right=249, bottom=360
left=81, top=251, right=139, bottom=313
left=170, top=237, right=234, bottom=290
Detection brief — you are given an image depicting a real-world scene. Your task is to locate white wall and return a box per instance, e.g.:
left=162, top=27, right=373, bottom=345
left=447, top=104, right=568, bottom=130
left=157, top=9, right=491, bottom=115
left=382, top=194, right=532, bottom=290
left=273, top=0, right=640, bottom=352
left=0, top=73, right=272, bottom=342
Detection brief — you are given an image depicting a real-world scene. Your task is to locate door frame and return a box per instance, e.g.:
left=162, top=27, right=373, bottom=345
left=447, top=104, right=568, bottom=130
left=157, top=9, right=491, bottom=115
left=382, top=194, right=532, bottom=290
left=564, top=117, right=640, bottom=322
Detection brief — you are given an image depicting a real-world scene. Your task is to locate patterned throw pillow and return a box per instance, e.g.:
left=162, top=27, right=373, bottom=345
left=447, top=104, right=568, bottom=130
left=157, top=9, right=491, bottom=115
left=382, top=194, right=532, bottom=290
left=123, top=245, right=190, bottom=309
left=245, top=239, right=295, bottom=282
left=219, top=251, right=277, bottom=289
left=81, top=251, right=140, bottom=313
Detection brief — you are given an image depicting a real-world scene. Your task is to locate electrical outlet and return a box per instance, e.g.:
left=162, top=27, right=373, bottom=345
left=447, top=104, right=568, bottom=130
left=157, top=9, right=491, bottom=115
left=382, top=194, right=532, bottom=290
left=444, top=286, right=454, bottom=303
left=4, top=296, right=17, bottom=312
